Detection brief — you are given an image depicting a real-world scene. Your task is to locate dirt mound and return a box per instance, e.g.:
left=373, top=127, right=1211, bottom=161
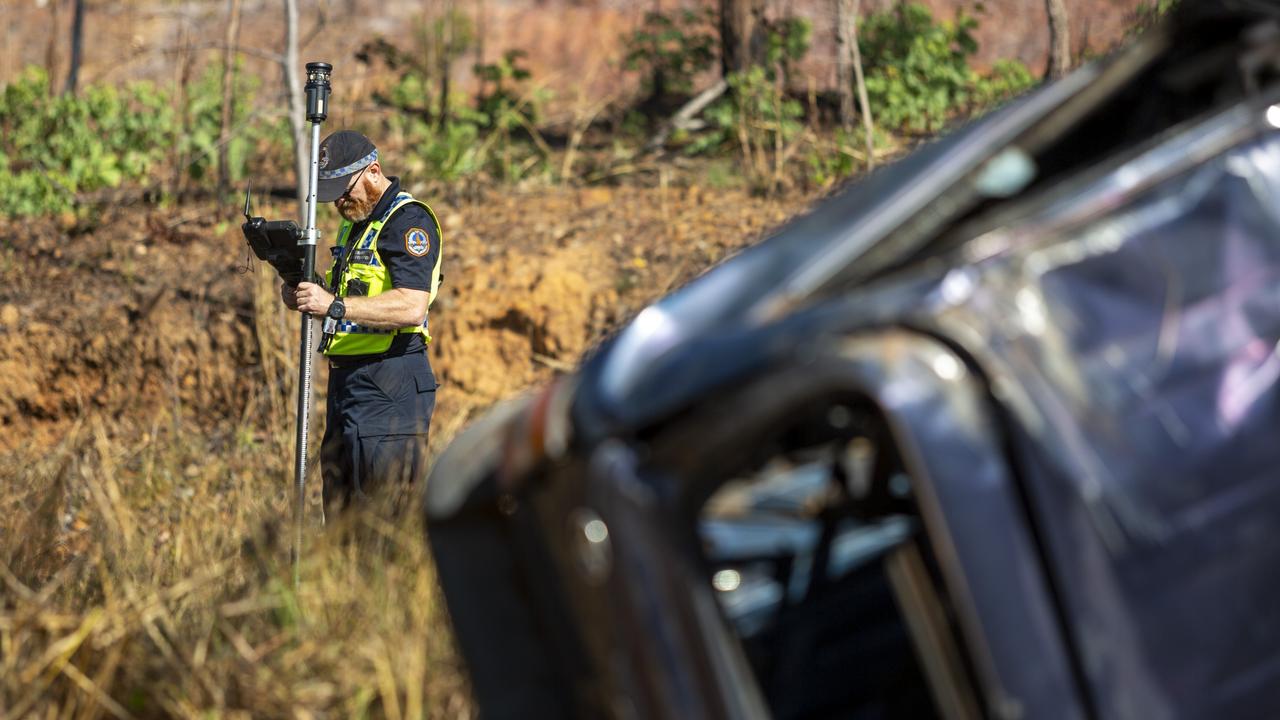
left=0, top=210, right=260, bottom=451
left=0, top=184, right=816, bottom=455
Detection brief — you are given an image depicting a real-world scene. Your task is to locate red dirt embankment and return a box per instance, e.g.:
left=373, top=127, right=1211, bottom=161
left=0, top=184, right=815, bottom=456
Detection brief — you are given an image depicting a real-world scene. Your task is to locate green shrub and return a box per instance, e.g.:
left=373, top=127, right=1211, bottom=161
left=393, top=73, right=551, bottom=183
left=365, top=9, right=475, bottom=125
left=1128, top=0, right=1180, bottom=37
left=177, top=60, right=285, bottom=184
left=860, top=4, right=978, bottom=133
left=0, top=63, right=288, bottom=218
left=624, top=9, right=718, bottom=101
left=764, top=16, right=813, bottom=86
left=803, top=127, right=888, bottom=189
left=376, top=40, right=552, bottom=184
left=686, top=67, right=805, bottom=190
left=805, top=129, right=856, bottom=189
left=859, top=3, right=1033, bottom=133
left=474, top=50, right=539, bottom=129
left=394, top=111, right=484, bottom=183
left=0, top=67, right=173, bottom=217
left=972, top=59, right=1036, bottom=111
left=680, top=14, right=810, bottom=155
left=472, top=51, right=553, bottom=181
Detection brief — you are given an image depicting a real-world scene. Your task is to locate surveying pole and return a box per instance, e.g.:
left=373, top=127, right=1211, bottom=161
left=294, top=61, right=331, bottom=587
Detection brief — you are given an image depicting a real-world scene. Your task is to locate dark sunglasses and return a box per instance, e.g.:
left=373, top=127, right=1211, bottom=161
left=337, top=165, right=370, bottom=202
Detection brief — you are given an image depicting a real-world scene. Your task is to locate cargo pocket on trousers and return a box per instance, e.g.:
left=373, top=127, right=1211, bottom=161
left=360, top=358, right=436, bottom=436
left=358, top=433, right=428, bottom=490
left=414, top=362, right=438, bottom=393
left=410, top=363, right=438, bottom=434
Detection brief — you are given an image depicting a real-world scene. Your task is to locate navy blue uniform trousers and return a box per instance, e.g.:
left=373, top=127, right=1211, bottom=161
left=321, top=351, right=436, bottom=514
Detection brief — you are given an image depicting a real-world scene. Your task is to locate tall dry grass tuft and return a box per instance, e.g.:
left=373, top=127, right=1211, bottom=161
left=250, top=261, right=297, bottom=437
left=1, top=400, right=473, bottom=718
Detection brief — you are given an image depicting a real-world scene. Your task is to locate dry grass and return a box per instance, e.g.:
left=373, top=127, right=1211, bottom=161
left=0, top=394, right=473, bottom=718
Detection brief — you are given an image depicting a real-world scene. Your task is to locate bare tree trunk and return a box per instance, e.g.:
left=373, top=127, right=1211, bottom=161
left=45, top=0, right=60, bottom=93
left=474, top=0, right=486, bottom=106
left=835, top=0, right=855, bottom=128
left=63, top=0, right=85, bottom=95
left=172, top=23, right=196, bottom=198
left=2, top=12, right=10, bottom=82
left=718, top=0, right=766, bottom=77
left=1045, top=0, right=1071, bottom=81
left=218, top=0, right=244, bottom=194
left=437, top=1, right=453, bottom=129
left=850, top=0, right=875, bottom=170
left=284, top=0, right=307, bottom=221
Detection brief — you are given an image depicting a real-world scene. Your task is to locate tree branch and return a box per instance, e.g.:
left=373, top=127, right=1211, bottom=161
left=644, top=78, right=730, bottom=153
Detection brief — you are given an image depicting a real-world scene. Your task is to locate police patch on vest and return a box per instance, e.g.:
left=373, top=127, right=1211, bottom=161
left=349, top=248, right=375, bottom=265
left=404, top=228, right=431, bottom=257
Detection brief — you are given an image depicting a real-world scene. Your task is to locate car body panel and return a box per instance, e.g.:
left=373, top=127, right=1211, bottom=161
left=426, top=3, right=1280, bottom=717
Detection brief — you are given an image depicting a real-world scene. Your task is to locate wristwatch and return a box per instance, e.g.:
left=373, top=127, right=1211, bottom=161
left=326, top=298, right=346, bottom=321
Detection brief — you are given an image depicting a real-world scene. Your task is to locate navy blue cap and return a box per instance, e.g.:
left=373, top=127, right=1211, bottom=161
left=316, top=130, right=377, bottom=202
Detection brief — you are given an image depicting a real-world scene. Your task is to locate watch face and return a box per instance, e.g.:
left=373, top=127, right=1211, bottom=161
left=328, top=300, right=344, bottom=320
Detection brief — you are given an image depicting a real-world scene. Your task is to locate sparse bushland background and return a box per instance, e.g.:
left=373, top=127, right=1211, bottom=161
left=0, top=0, right=1174, bottom=716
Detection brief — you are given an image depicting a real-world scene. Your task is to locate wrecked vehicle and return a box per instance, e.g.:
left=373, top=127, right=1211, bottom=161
left=425, top=2, right=1280, bottom=718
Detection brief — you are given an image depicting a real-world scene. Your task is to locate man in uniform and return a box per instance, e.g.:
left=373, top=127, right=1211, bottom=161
left=280, top=130, right=443, bottom=516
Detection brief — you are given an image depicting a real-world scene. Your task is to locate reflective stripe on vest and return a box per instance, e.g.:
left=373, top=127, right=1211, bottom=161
left=322, top=192, right=444, bottom=356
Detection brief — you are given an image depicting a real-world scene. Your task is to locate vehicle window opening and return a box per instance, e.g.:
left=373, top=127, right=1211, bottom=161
left=694, top=399, right=982, bottom=720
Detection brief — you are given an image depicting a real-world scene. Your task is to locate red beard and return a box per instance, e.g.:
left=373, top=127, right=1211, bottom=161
left=336, top=176, right=378, bottom=222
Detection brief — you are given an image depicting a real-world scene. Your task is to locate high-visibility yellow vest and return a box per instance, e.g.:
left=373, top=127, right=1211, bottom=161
left=323, top=192, right=443, bottom=356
